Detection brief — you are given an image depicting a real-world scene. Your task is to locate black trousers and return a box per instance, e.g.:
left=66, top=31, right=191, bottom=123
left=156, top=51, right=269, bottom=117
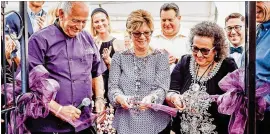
left=31, top=126, right=96, bottom=134
left=256, top=111, right=270, bottom=134
left=158, top=121, right=172, bottom=134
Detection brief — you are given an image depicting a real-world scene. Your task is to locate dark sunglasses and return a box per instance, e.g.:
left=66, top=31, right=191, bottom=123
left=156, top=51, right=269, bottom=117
left=191, top=45, right=215, bottom=56
left=131, top=31, right=152, bottom=38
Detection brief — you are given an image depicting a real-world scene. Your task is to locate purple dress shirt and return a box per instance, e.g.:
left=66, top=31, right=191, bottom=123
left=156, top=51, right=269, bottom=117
left=25, top=23, right=107, bottom=132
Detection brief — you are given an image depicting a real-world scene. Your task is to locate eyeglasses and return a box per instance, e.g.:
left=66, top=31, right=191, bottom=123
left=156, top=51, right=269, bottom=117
left=224, top=25, right=243, bottom=32
left=191, top=45, right=215, bottom=56
left=131, top=31, right=152, bottom=38
left=70, top=18, right=88, bottom=25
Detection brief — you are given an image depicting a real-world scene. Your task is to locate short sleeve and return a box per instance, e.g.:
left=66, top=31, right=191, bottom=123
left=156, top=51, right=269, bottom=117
left=84, top=32, right=107, bottom=78
left=28, top=35, right=47, bottom=71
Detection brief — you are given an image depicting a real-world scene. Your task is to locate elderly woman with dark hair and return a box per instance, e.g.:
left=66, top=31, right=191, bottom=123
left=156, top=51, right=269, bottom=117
left=166, top=21, right=238, bottom=134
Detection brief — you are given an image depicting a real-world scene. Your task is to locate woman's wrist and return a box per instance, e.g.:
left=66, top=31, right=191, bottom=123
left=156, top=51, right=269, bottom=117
left=168, top=92, right=179, bottom=104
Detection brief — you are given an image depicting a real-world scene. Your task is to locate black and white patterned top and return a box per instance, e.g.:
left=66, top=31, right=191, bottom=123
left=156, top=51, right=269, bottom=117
left=108, top=48, right=171, bottom=134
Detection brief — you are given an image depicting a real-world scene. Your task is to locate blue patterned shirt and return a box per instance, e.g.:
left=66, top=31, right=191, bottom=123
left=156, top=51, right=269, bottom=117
left=256, top=20, right=270, bottom=83
left=256, top=20, right=270, bottom=110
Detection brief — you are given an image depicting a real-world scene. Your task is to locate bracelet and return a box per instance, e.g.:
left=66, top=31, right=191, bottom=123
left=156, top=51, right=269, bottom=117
left=95, top=96, right=106, bottom=102
left=55, top=106, right=63, bottom=117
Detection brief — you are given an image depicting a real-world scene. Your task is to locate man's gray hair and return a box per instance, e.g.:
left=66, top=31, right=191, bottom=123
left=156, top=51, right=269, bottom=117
left=160, top=3, right=180, bottom=17
left=60, top=2, right=89, bottom=14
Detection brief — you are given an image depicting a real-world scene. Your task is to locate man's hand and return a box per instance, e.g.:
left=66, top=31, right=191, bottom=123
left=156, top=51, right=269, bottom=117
left=58, top=105, right=81, bottom=121
left=95, top=98, right=106, bottom=113
left=36, top=15, right=46, bottom=30
left=169, top=55, right=177, bottom=65
left=161, top=49, right=177, bottom=65
left=95, top=98, right=106, bottom=124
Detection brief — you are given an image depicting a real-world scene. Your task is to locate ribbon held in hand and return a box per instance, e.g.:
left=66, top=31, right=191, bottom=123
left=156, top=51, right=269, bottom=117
left=142, top=103, right=178, bottom=117
left=49, top=107, right=108, bottom=131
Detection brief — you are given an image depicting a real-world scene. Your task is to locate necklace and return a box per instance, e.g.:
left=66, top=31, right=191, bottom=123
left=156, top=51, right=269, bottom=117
left=133, top=47, right=152, bottom=57
left=129, top=55, right=149, bottom=115
left=192, top=61, right=214, bottom=91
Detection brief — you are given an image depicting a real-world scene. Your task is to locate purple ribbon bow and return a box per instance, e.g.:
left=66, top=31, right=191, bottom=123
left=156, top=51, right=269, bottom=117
left=213, top=68, right=270, bottom=134
left=1, top=65, right=60, bottom=134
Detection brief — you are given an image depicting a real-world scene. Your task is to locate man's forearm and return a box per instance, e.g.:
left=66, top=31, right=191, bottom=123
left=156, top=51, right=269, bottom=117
left=48, top=100, right=62, bottom=115
left=92, top=75, right=105, bottom=98
left=92, top=75, right=106, bottom=113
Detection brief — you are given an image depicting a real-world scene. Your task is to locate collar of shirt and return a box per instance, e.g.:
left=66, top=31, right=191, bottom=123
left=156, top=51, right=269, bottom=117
left=54, top=18, right=72, bottom=39
left=261, top=20, right=270, bottom=30
left=257, top=20, right=270, bottom=44
left=152, top=29, right=186, bottom=40
left=27, top=7, right=43, bottom=19
left=230, top=43, right=245, bottom=49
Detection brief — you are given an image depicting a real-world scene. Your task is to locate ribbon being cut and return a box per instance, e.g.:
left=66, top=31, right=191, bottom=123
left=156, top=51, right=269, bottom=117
left=212, top=68, right=270, bottom=134
left=1, top=65, right=100, bottom=134
left=145, top=103, right=178, bottom=117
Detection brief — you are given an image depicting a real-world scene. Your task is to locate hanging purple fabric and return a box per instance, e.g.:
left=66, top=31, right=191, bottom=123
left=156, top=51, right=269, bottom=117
left=1, top=65, right=60, bottom=134
left=212, top=68, right=270, bottom=134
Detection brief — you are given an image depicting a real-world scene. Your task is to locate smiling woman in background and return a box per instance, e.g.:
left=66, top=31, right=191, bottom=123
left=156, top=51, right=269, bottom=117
left=90, top=7, right=124, bottom=101
left=166, top=21, right=238, bottom=134
left=90, top=7, right=125, bottom=133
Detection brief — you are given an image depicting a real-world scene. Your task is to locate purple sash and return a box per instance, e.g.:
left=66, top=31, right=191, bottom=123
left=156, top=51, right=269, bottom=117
left=212, top=68, right=270, bottom=134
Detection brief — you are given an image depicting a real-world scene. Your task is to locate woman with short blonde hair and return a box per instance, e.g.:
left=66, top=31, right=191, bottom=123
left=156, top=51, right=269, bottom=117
left=108, top=9, right=171, bottom=134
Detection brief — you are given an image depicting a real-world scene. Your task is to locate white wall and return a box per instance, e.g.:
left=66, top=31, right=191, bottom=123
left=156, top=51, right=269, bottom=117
left=215, top=2, right=245, bottom=28
left=3, top=1, right=245, bottom=40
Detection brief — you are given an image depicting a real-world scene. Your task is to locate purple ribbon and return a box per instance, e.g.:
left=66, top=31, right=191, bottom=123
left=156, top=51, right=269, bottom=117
left=1, top=65, right=60, bottom=134
left=212, top=68, right=270, bottom=134
left=143, top=103, right=178, bottom=117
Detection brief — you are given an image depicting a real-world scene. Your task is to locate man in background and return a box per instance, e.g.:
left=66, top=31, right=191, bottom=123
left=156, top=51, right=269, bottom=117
left=224, top=13, right=245, bottom=68
left=6, top=1, right=46, bottom=37
left=4, top=1, right=46, bottom=67
left=150, top=2, right=189, bottom=73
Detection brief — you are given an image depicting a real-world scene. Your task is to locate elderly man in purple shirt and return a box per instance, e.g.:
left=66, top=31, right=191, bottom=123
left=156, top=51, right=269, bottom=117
left=25, top=2, right=107, bottom=134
